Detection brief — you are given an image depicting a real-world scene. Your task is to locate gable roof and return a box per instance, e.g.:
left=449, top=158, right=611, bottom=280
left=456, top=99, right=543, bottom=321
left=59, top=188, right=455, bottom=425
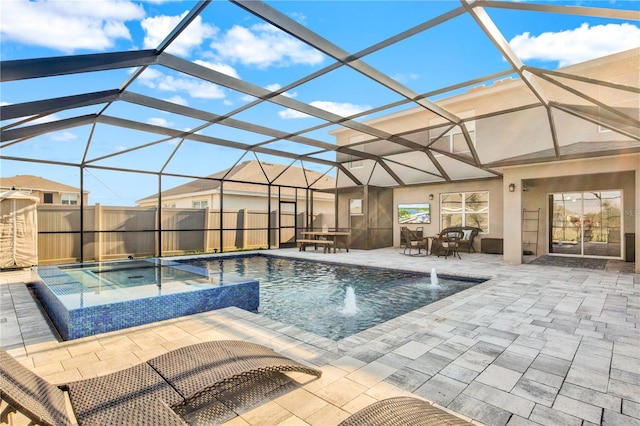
left=0, top=175, right=85, bottom=194
left=137, top=161, right=335, bottom=203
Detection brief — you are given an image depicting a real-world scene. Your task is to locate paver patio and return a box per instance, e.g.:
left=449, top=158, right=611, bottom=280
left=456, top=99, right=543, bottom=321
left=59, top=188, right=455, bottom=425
left=1, top=248, right=638, bottom=425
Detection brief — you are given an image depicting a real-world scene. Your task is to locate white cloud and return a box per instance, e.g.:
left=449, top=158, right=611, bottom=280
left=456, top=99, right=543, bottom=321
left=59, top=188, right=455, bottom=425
left=265, top=83, right=297, bottom=98
left=142, top=12, right=217, bottom=56
left=0, top=0, right=144, bottom=53
left=147, top=117, right=170, bottom=127
left=279, top=101, right=370, bottom=119
left=509, top=23, right=640, bottom=67
left=138, top=68, right=225, bottom=99
left=49, top=131, right=77, bottom=142
left=211, top=23, right=324, bottom=69
left=194, top=60, right=240, bottom=79
left=240, top=83, right=297, bottom=103
left=165, top=95, right=188, bottom=106
left=30, top=114, right=61, bottom=125
left=393, top=72, right=420, bottom=85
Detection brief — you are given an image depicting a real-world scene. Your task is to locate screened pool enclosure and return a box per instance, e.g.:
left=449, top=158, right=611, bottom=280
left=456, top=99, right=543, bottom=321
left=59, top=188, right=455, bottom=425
left=1, top=1, right=638, bottom=264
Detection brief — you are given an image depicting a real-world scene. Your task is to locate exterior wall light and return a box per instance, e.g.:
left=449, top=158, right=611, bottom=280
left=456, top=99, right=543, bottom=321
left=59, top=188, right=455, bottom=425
left=509, top=183, right=516, bottom=192
left=429, top=194, right=434, bottom=200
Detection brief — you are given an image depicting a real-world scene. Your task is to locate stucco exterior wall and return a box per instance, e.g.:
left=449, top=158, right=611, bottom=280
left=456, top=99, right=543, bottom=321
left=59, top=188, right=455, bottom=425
left=393, top=178, right=504, bottom=249
left=502, top=154, right=639, bottom=271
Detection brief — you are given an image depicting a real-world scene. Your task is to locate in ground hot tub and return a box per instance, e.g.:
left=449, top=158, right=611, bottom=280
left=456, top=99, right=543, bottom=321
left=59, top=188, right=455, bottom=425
left=32, top=259, right=258, bottom=340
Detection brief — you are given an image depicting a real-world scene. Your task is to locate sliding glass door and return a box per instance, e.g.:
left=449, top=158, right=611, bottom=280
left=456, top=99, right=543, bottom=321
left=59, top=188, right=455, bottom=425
left=549, top=190, right=622, bottom=258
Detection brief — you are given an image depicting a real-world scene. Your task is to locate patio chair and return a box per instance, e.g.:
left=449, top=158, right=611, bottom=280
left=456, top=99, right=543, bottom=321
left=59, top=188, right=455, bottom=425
left=339, top=396, right=472, bottom=425
left=401, top=227, right=428, bottom=256
left=434, top=230, right=463, bottom=259
left=0, top=341, right=322, bottom=426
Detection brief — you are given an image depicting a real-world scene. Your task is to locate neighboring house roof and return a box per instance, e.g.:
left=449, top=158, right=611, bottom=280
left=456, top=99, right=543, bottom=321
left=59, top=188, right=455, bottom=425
left=137, top=161, right=335, bottom=204
left=0, top=175, right=85, bottom=193
left=488, top=141, right=640, bottom=168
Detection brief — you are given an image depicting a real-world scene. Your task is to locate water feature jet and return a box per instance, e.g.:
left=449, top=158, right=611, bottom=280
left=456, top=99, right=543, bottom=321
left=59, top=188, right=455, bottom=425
left=429, top=268, right=440, bottom=288
left=342, top=286, right=358, bottom=316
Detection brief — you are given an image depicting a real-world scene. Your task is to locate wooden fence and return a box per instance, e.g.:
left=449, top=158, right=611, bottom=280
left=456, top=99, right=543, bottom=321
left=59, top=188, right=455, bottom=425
left=37, top=205, right=329, bottom=264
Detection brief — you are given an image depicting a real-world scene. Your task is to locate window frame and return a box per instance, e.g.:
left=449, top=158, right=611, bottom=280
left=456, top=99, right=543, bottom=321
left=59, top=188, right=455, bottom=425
left=430, top=122, right=476, bottom=156
left=439, top=191, right=489, bottom=233
left=192, top=200, right=208, bottom=209
left=61, top=193, right=78, bottom=205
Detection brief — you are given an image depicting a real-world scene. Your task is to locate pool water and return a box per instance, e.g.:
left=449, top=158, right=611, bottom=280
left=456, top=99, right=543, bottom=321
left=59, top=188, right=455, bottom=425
left=57, top=260, right=215, bottom=307
left=181, top=255, right=484, bottom=340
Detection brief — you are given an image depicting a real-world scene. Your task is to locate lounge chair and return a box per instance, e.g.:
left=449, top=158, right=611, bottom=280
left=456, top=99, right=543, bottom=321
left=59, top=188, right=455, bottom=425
left=0, top=341, right=321, bottom=425
left=339, top=396, right=472, bottom=425
left=401, top=227, right=429, bottom=256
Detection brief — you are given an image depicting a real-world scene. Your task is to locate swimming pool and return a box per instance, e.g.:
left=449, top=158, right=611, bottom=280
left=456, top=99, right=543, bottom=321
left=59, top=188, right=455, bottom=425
left=33, top=254, right=483, bottom=341
left=180, top=255, right=484, bottom=340
left=33, top=259, right=259, bottom=340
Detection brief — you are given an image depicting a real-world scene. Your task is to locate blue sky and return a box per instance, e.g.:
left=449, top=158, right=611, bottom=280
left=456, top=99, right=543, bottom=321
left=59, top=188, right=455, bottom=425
left=1, top=0, right=639, bottom=205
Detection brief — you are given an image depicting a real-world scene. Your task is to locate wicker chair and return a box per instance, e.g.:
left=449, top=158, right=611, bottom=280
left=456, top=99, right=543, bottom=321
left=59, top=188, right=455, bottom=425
left=0, top=348, right=185, bottom=426
left=339, top=396, right=472, bottom=425
left=401, top=227, right=429, bottom=256
left=1, top=341, right=322, bottom=426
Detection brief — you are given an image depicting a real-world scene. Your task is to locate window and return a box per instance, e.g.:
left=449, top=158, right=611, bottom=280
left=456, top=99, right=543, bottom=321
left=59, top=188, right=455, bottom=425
left=440, top=191, right=488, bottom=232
left=192, top=200, right=208, bottom=209
left=61, top=193, right=77, bottom=205
left=349, top=198, right=363, bottom=229
left=347, top=135, right=366, bottom=169
left=348, top=159, right=364, bottom=169
left=43, top=193, right=53, bottom=204
left=350, top=199, right=362, bottom=215
left=430, top=123, right=475, bottom=155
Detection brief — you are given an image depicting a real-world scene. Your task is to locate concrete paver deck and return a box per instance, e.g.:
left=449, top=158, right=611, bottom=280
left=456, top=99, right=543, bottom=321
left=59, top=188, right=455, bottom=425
left=1, top=248, right=638, bottom=425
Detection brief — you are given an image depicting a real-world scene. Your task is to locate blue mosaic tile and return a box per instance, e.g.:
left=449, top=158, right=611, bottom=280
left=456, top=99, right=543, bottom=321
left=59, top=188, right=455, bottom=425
left=34, top=265, right=259, bottom=340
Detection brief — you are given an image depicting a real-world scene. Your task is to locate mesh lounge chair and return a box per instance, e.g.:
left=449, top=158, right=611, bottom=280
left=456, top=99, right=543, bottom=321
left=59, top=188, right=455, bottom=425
left=0, top=348, right=185, bottom=426
left=339, top=396, right=472, bottom=426
left=0, top=341, right=322, bottom=426
left=147, top=340, right=322, bottom=401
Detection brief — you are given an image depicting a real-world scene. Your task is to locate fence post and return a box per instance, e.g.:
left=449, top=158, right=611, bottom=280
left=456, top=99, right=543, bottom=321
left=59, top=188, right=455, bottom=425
left=96, top=203, right=102, bottom=261
left=203, top=207, right=210, bottom=252
left=242, top=208, right=248, bottom=249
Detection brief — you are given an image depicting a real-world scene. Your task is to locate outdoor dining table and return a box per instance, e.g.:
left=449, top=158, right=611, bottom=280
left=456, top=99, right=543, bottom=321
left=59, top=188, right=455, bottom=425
left=300, top=231, right=350, bottom=253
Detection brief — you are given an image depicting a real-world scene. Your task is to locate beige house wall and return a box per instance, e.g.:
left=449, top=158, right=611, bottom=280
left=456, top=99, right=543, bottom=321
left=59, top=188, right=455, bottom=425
left=393, top=178, right=504, bottom=251
left=502, top=154, right=639, bottom=272
left=139, top=191, right=335, bottom=221
left=8, top=189, right=89, bottom=206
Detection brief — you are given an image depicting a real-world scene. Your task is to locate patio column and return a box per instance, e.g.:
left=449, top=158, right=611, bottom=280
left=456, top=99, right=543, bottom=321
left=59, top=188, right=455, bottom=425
left=636, top=169, right=640, bottom=273
left=503, top=179, right=523, bottom=265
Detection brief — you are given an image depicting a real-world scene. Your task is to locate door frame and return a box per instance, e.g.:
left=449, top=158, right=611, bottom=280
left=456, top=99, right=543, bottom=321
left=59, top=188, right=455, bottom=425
left=548, top=190, right=623, bottom=259
left=278, top=201, right=297, bottom=248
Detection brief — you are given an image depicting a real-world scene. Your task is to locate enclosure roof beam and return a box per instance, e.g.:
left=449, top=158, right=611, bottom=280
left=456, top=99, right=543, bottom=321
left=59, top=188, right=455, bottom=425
left=95, top=115, right=340, bottom=168
left=158, top=53, right=435, bottom=159
left=120, top=91, right=338, bottom=152
left=0, top=50, right=158, bottom=82
left=1, top=114, right=97, bottom=142
left=1, top=90, right=120, bottom=121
